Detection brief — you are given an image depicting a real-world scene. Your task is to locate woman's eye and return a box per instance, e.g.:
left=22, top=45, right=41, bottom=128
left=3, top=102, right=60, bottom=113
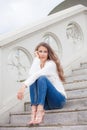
left=38, top=50, right=48, bottom=53
left=44, top=51, right=48, bottom=53
left=38, top=51, right=42, bottom=53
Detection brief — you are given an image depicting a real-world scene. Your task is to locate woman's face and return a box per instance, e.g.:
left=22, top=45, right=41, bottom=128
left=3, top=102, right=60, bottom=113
left=38, top=46, right=48, bottom=63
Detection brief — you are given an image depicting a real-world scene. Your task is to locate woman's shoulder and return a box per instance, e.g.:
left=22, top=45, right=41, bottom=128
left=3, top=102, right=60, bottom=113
left=47, top=60, right=56, bottom=66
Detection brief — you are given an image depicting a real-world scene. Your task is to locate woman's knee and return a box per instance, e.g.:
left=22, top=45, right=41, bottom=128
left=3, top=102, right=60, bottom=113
left=37, top=76, right=47, bottom=83
left=38, top=75, right=47, bottom=80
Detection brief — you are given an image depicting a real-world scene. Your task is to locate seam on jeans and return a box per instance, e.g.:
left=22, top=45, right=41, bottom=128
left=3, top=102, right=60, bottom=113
left=34, top=86, right=37, bottom=103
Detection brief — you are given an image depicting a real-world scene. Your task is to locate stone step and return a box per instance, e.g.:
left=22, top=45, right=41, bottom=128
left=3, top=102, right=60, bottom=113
left=10, top=109, right=87, bottom=125
left=0, top=124, right=87, bottom=130
left=80, top=62, right=87, bottom=68
left=24, top=98, right=87, bottom=112
left=72, top=68, right=87, bottom=75
left=10, top=97, right=87, bottom=125
left=66, top=88, right=87, bottom=99
left=65, top=74, right=87, bottom=82
left=64, top=80, right=87, bottom=91
left=24, top=88, right=87, bottom=112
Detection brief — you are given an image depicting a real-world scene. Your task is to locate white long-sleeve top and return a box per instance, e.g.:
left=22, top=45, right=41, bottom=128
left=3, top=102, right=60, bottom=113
left=24, top=57, right=67, bottom=98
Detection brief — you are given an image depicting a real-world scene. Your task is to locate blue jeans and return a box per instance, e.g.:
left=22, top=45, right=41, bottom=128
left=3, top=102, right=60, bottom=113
left=29, top=76, right=66, bottom=110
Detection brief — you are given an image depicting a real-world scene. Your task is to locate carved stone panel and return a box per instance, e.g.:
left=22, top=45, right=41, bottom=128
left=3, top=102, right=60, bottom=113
left=8, top=47, right=32, bottom=82
left=66, top=22, right=83, bottom=49
left=43, top=32, right=62, bottom=58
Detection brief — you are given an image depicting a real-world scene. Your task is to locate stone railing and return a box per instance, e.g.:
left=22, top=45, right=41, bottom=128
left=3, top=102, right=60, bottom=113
left=0, top=4, right=87, bottom=123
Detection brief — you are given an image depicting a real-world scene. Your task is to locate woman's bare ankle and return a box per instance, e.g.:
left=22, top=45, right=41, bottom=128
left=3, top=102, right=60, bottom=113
left=33, top=105, right=45, bottom=124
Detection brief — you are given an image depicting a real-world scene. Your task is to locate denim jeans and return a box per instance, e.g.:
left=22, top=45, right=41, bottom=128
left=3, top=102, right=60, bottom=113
left=29, top=76, right=66, bottom=110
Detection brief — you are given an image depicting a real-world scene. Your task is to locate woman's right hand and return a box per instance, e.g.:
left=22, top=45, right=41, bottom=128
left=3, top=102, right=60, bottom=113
left=17, top=85, right=26, bottom=100
left=34, top=51, right=39, bottom=58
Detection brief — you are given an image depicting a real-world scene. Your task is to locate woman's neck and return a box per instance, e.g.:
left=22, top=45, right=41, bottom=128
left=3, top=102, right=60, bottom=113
left=40, top=61, right=46, bottom=68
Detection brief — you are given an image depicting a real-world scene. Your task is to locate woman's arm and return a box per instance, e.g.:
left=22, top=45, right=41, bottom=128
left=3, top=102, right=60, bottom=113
left=29, top=57, right=40, bottom=75
left=24, top=60, right=56, bottom=87
left=17, top=56, right=40, bottom=100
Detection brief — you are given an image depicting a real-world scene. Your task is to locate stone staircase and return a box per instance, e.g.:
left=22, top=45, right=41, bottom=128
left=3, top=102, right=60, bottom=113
left=0, top=62, right=87, bottom=130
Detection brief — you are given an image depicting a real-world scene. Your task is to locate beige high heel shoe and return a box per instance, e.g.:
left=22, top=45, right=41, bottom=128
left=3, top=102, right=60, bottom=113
left=28, top=110, right=36, bottom=126
left=34, top=110, right=45, bottom=125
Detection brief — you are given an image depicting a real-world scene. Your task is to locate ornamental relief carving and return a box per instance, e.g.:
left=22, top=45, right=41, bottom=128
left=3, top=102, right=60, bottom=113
left=8, top=47, right=32, bottom=82
left=43, top=32, right=62, bottom=58
left=66, top=22, right=83, bottom=49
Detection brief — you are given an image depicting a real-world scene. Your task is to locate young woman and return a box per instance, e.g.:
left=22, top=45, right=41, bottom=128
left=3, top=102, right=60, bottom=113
left=17, top=42, right=67, bottom=126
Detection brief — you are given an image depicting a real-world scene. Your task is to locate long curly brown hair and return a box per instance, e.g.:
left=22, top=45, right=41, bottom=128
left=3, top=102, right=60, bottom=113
left=35, top=42, right=65, bottom=82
